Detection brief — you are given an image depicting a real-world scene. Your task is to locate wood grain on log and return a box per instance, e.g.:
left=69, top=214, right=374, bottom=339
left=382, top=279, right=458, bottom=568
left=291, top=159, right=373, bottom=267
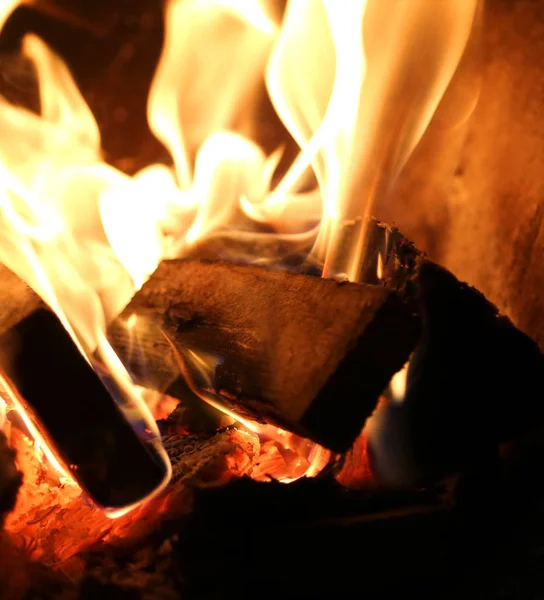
left=108, top=218, right=544, bottom=457
left=108, top=260, right=420, bottom=452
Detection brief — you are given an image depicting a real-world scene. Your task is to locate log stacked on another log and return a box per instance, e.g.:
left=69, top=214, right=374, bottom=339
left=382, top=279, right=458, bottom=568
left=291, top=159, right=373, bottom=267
left=2, top=220, right=544, bottom=475
left=108, top=222, right=544, bottom=464
left=108, top=256, right=420, bottom=452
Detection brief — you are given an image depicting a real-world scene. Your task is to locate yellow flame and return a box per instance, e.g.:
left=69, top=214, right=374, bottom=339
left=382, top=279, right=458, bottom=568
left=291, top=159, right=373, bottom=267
left=390, top=362, right=409, bottom=403
left=0, top=397, right=6, bottom=430
left=0, top=0, right=481, bottom=285
left=0, top=22, right=171, bottom=509
left=0, top=0, right=480, bottom=493
left=0, top=0, right=19, bottom=30
left=0, top=0, right=479, bottom=293
left=377, top=252, right=384, bottom=281
left=147, top=0, right=277, bottom=190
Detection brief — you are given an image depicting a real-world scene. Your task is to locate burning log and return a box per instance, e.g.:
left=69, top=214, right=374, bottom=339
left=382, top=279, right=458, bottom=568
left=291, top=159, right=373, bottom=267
left=0, top=264, right=169, bottom=511
left=369, top=258, right=544, bottom=484
left=109, top=221, right=544, bottom=466
left=108, top=257, right=420, bottom=452
left=0, top=425, right=259, bottom=597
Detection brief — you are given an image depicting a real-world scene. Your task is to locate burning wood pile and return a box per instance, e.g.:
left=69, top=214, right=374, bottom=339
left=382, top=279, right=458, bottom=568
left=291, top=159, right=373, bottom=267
left=0, top=0, right=544, bottom=598
left=2, top=218, right=544, bottom=598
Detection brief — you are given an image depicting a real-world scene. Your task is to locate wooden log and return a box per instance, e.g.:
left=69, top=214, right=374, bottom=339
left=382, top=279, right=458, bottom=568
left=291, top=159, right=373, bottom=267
left=109, top=220, right=544, bottom=461
left=321, top=222, right=544, bottom=483
left=0, top=264, right=168, bottom=510
left=367, top=254, right=544, bottom=485
left=108, top=258, right=420, bottom=453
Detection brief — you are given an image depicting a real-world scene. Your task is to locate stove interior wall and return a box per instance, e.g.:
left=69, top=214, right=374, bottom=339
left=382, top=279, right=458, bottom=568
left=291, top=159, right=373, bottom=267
left=387, top=0, right=544, bottom=348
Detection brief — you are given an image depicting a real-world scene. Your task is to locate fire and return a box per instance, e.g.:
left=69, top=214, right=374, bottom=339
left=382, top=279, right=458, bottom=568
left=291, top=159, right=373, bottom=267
left=0, top=374, right=68, bottom=478
left=390, top=362, right=409, bottom=403
left=0, top=0, right=480, bottom=495
left=163, top=333, right=331, bottom=481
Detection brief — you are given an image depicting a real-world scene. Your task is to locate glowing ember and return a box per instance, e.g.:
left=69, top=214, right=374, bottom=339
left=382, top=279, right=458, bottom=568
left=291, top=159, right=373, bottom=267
left=163, top=333, right=331, bottom=481
left=4, top=427, right=80, bottom=543
left=0, top=0, right=479, bottom=495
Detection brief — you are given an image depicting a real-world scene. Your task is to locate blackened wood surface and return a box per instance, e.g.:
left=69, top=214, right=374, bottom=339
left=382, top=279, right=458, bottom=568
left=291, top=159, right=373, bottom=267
left=368, top=257, right=544, bottom=484
left=0, top=309, right=168, bottom=509
left=0, top=265, right=168, bottom=510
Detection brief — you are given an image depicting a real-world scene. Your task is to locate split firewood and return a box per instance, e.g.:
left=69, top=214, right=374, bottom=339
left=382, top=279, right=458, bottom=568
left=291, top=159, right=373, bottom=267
left=108, top=256, right=420, bottom=453
left=336, top=221, right=544, bottom=483
left=0, top=264, right=168, bottom=509
left=367, top=257, right=544, bottom=485
left=109, top=220, right=544, bottom=461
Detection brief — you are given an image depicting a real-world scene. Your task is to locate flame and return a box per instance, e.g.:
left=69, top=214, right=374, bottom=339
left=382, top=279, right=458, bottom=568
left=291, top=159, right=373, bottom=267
left=0, top=0, right=479, bottom=493
left=0, top=11, right=171, bottom=510
left=390, top=361, right=409, bottom=403
left=164, top=335, right=330, bottom=481
left=0, top=397, right=6, bottom=430
left=0, top=373, right=68, bottom=477
left=377, top=252, right=384, bottom=281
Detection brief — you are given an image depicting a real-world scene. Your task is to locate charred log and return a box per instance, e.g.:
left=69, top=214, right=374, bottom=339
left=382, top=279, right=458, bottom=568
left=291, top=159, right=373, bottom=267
left=369, top=257, right=544, bottom=485
left=0, top=265, right=168, bottom=510
left=108, top=258, right=420, bottom=453
left=109, top=221, right=544, bottom=465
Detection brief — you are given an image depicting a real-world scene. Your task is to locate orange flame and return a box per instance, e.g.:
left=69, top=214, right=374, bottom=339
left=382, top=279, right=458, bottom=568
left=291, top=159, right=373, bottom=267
left=164, top=336, right=331, bottom=481
left=0, top=0, right=480, bottom=489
